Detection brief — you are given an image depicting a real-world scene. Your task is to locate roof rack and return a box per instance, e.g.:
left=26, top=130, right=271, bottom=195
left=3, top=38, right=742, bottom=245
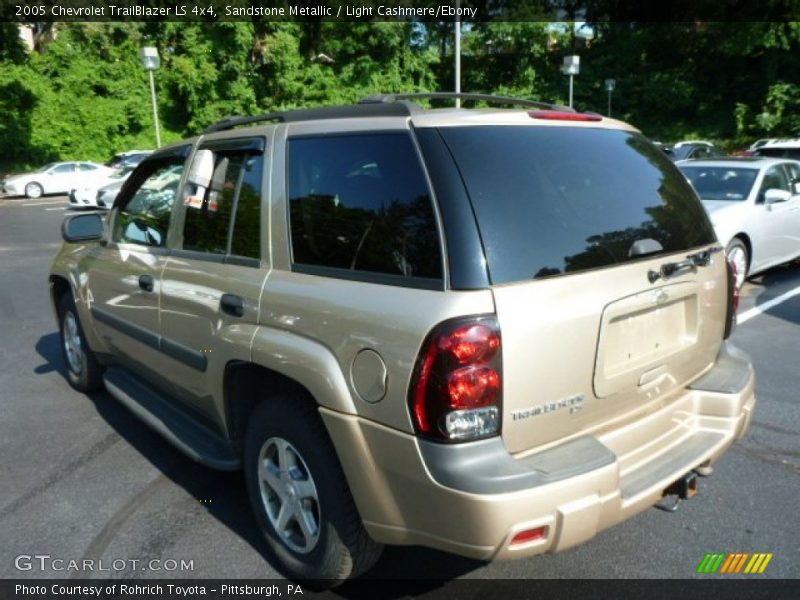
left=359, top=92, right=573, bottom=112
left=203, top=101, right=418, bottom=134
left=202, top=92, right=572, bottom=134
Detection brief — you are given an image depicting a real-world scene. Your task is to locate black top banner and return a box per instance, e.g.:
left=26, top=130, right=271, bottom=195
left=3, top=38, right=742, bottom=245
left=2, top=0, right=800, bottom=22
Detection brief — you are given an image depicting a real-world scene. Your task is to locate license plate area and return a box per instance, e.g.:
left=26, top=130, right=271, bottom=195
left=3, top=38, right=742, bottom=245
left=594, top=283, right=698, bottom=398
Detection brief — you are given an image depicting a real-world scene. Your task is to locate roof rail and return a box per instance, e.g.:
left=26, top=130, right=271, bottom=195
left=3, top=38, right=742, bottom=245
left=203, top=102, right=418, bottom=134
left=359, top=92, right=574, bottom=112
left=203, top=114, right=285, bottom=134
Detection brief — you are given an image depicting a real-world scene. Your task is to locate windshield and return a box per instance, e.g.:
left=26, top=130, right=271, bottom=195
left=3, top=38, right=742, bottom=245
left=37, top=163, right=58, bottom=173
left=111, top=166, right=134, bottom=179
left=678, top=166, right=758, bottom=201
left=436, top=126, right=716, bottom=284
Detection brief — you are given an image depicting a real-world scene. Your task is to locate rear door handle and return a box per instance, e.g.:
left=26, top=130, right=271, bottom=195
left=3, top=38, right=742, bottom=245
left=220, top=293, right=244, bottom=317
left=138, top=274, right=155, bottom=292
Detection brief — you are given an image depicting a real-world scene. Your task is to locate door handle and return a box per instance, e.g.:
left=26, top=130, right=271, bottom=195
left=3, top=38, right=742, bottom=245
left=220, top=293, right=244, bottom=317
left=138, top=274, right=155, bottom=292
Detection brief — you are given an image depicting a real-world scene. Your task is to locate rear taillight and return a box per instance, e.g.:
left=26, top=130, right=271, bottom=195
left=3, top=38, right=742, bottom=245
left=409, top=316, right=502, bottom=442
left=724, top=259, right=739, bottom=339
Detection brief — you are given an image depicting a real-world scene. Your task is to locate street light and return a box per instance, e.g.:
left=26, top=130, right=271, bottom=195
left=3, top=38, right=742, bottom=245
left=562, top=55, right=580, bottom=109
left=140, top=46, right=161, bottom=148
left=455, top=0, right=461, bottom=108
left=605, top=78, right=616, bottom=118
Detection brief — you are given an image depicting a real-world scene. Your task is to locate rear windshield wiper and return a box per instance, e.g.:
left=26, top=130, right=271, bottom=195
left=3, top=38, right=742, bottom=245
left=648, top=247, right=723, bottom=283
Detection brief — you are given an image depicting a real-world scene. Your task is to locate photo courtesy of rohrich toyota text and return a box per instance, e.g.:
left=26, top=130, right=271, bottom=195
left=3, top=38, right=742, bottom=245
left=1, top=1, right=800, bottom=599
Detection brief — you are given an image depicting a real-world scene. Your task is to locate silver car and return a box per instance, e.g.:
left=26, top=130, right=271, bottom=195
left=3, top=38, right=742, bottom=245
left=678, top=157, right=800, bottom=287
left=2, top=161, right=113, bottom=199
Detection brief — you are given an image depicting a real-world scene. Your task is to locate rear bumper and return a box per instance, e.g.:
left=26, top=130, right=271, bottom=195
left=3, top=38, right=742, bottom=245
left=322, top=341, right=755, bottom=560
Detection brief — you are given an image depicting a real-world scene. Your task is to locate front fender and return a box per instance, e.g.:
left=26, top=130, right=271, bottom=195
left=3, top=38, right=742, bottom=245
left=49, top=244, right=107, bottom=353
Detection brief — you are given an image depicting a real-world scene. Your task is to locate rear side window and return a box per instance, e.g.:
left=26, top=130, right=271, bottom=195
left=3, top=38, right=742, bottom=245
left=287, top=133, right=442, bottom=284
left=181, top=150, right=263, bottom=260
left=437, top=126, right=716, bottom=284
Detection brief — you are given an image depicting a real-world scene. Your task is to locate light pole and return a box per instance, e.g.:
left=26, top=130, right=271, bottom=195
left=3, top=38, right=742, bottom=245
left=562, top=55, right=580, bottom=109
left=605, top=78, right=616, bottom=117
left=454, top=0, right=461, bottom=108
left=140, top=46, right=161, bottom=148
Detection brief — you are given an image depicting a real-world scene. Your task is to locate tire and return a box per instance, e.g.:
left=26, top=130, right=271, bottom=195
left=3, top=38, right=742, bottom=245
left=25, top=182, right=43, bottom=199
left=244, top=395, right=382, bottom=587
left=726, top=238, right=749, bottom=290
left=58, top=293, right=103, bottom=392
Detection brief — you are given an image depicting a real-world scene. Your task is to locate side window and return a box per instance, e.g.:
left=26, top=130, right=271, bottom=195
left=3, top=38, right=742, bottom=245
left=782, top=163, right=800, bottom=193
left=758, top=166, right=790, bottom=203
left=231, top=155, right=262, bottom=259
left=181, top=149, right=263, bottom=259
left=52, top=163, right=75, bottom=174
left=287, top=133, right=442, bottom=282
left=79, top=163, right=98, bottom=172
left=113, top=158, right=185, bottom=247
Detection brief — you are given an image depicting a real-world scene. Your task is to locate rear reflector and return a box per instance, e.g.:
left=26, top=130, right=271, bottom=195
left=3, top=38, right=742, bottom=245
left=510, top=526, right=548, bottom=546
left=529, top=110, right=603, bottom=122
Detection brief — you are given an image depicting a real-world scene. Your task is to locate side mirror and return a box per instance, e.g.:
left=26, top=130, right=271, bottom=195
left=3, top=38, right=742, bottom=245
left=764, top=188, right=791, bottom=204
left=62, top=213, right=104, bottom=242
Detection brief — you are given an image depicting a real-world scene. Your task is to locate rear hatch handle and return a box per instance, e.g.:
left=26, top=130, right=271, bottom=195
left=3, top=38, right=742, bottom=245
left=648, top=247, right=723, bottom=283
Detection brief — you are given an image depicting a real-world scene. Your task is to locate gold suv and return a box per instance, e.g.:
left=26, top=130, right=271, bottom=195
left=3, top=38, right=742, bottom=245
left=50, top=93, right=755, bottom=584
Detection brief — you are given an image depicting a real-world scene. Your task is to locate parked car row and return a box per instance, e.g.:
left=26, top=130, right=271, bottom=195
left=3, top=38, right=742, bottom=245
left=1, top=150, right=151, bottom=206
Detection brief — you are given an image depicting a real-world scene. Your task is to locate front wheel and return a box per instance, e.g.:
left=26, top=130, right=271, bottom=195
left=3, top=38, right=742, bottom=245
left=58, top=294, right=103, bottom=392
left=244, top=396, right=382, bottom=587
left=726, top=238, right=749, bottom=289
left=25, top=182, right=43, bottom=199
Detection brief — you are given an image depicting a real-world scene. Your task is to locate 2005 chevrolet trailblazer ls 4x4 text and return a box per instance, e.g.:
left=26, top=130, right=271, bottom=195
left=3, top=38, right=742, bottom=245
left=49, top=93, right=755, bottom=584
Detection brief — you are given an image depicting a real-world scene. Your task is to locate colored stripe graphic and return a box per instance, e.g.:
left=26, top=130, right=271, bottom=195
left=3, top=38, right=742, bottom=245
left=698, top=552, right=773, bottom=574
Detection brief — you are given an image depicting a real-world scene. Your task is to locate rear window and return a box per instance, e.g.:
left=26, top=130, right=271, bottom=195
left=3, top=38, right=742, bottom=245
left=438, top=126, right=716, bottom=284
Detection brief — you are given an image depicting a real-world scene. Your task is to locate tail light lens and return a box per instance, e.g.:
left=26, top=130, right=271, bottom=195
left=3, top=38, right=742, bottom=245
left=723, top=259, right=739, bottom=339
left=409, top=316, right=502, bottom=442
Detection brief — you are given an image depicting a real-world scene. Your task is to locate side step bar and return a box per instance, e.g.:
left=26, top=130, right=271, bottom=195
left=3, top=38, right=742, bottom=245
left=104, top=367, right=240, bottom=470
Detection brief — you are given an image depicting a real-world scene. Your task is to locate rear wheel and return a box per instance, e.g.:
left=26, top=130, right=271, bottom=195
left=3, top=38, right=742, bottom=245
left=58, top=294, right=103, bottom=392
left=25, top=182, right=43, bottom=199
left=244, top=395, right=382, bottom=587
left=726, top=238, right=748, bottom=289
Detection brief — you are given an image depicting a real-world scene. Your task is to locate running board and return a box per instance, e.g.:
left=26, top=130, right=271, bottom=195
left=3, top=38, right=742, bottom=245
left=103, top=367, right=241, bottom=470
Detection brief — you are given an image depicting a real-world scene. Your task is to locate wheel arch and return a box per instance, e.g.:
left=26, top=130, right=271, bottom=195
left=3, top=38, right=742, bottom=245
left=49, top=274, right=72, bottom=319
left=224, top=360, right=325, bottom=455
left=729, top=233, right=752, bottom=270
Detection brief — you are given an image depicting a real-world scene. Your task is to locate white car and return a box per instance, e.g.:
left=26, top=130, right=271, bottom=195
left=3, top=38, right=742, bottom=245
left=68, top=166, right=134, bottom=209
left=2, top=161, right=114, bottom=199
left=754, top=138, right=800, bottom=160
left=678, top=157, right=800, bottom=287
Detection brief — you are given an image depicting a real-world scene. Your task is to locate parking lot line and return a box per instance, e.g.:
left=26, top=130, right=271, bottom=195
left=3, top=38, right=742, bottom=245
left=21, top=201, right=67, bottom=207
left=738, top=286, right=800, bottom=324
left=45, top=207, right=67, bottom=211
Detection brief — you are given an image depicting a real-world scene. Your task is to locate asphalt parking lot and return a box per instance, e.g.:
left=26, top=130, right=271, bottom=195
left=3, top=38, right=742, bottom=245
left=1, top=194, right=799, bottom=585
